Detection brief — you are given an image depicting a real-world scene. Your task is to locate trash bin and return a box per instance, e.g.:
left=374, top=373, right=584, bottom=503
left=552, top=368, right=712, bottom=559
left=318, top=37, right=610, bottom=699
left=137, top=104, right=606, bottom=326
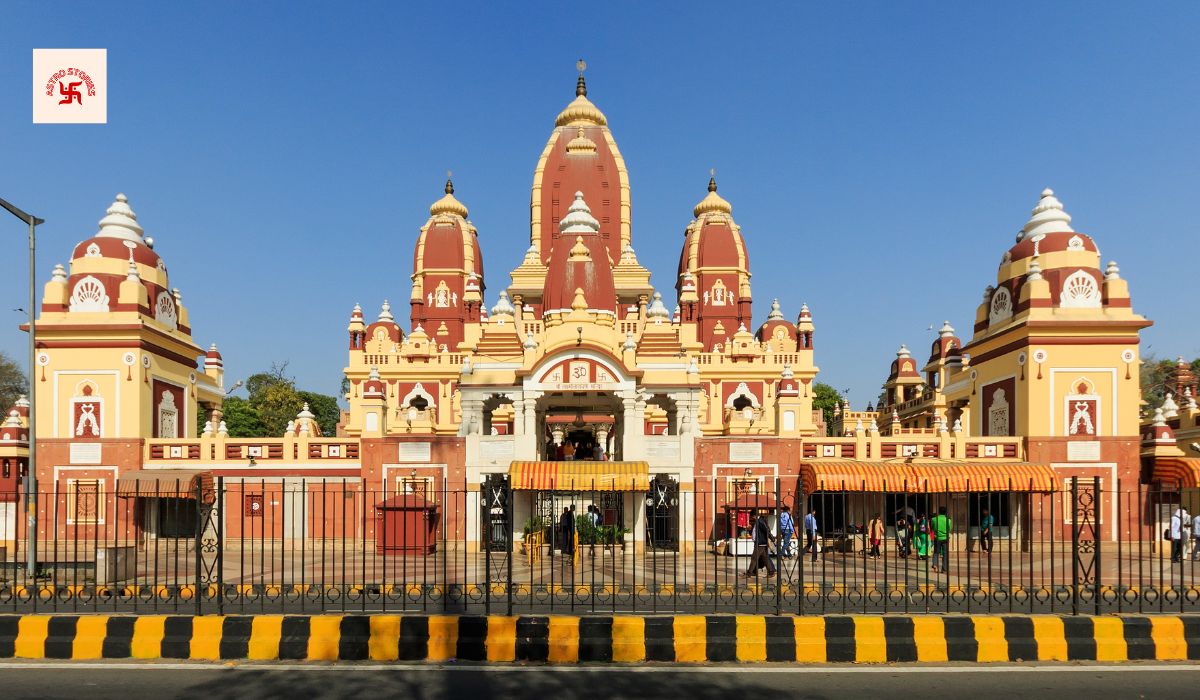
left=375, top=495, right=439, bottom=555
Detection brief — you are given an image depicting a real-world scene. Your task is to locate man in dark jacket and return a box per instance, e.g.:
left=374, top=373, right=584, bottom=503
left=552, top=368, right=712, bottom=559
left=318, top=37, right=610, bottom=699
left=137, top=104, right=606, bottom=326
left=559, top=506, right=575, bottom=561
left=742, top=509, right=777, bottom=578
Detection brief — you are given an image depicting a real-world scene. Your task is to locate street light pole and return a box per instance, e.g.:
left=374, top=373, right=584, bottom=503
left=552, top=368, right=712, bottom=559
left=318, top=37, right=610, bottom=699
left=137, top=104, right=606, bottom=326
left=0, top=196, right=44, bottom=578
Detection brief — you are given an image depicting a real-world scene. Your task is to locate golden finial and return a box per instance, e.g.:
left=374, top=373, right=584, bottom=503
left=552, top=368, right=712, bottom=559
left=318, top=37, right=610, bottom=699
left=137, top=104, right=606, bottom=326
left=576, top=58, right=587, bottom=97
left=708, top=168, right=717, bottom=193
left=445, top=170, right=454, bottom=194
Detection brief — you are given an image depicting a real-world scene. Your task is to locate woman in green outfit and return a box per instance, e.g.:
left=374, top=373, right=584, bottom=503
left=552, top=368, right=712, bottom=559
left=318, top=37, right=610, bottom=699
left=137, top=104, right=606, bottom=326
left=915, top=513, right=930, bottom=559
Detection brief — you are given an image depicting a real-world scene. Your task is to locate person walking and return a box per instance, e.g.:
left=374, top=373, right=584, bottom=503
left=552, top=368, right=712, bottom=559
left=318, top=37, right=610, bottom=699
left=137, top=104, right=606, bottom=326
left=979, top=508, right=994, bottom=555
left=803, top=507, right=819, bottom=562
left=559, top=506, right=575, bottom=562
left=1170, top=506, right=1190, bottom=563
left=778, top=505, right=796, bottom=558
left=895, top=517, right=911, bottom=558
left=742, top=509, right=777, bottom=578
left=931, top=506, right=952, bottom=573
left=867, top=513, right=884, bottom=558
left=1191, top=511, right=1200, bottom=562
left=915, top=513, right=930, bottom=560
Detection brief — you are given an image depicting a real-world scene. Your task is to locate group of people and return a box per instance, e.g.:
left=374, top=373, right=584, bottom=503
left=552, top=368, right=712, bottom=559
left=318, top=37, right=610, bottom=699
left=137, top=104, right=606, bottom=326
left=1168, top=506, right=1200, bottom=562
left=545, top=438, right=606, bottom=461
left=555, top=503, right=605, bottom=560
left=864, top=506, right=965, bottom=573
left=742, top=505, right=821, bottom=578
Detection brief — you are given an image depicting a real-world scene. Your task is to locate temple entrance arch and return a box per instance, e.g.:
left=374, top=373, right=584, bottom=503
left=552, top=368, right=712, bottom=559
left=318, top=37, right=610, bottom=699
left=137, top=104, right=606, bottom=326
left=524, top=349, right=639, bottom=462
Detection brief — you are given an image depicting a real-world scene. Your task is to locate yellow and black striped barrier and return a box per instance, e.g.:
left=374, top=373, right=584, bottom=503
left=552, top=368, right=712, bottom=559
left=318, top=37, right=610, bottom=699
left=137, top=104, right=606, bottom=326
left=1, top=614, right=1198, bottom=663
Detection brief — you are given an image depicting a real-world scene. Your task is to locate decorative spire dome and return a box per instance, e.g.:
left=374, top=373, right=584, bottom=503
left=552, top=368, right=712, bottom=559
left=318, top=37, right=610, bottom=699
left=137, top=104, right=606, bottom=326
left=938, top=320, right=955, bottom=337
left=565, top=126, right=598, bottom=155
left=490, top=290, right=516, bottom=317
left=1026, top=257, right=1044, bottom=281
left=559, top=192, right=600, bottom=234
left=378, top=299, right=394, bottom=323
left=351, top=303, right=363, bottom=320
left=555, top=61, right=607, bottom=127
left=1163, top=392, right=1179, bottom=419
left=767, top=299, right=784, bottom=320
left=646, top=291, right=670, bottom=319
left=693, top=174, right=732, bottom=217
left=429, top=177, right=469, bottom=218
left=51, top=264, right=67, bottom=284
left=96, top=193, right=145, bottom=242
left=798, top=303, right=811, bottom=319
left=1019, top=188, right=1074, bottom=241
left=1105, top=260, right=1121, bottom=280
left=897, top=344, right=911, bottom=359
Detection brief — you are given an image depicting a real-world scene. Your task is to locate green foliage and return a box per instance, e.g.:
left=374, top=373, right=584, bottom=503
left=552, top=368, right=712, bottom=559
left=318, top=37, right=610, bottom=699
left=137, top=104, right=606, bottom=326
left=298, top=390, right=341, bottom=436
left=0, top=350, right=27, bottom=414
left=522, top=515, right=548, bottom=536
left=1141, top=355, right=1200, bottom=408
left=812, top=382, right=843, bottom=436
left=220, top=396, right=267, bottom=438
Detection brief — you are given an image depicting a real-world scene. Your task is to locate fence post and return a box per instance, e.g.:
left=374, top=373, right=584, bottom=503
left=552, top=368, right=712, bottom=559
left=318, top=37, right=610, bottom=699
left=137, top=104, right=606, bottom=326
left=1075, top=480, right=1084, bottom=614
left=775, top=477, right=782, bottom=616
left=506, top=482, right=514, bottom=617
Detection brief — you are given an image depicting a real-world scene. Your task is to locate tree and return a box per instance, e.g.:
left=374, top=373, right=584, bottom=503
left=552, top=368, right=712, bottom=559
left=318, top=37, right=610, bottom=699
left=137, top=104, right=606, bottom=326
left=298, top=390, right=342, bottom=436
left=219, top=396, right=267, bottom=437
left=0, top=351, right=27, bottom=414
left=812, top=382, right=843, bottom=436
left=1141, top=355, right=1200, bottom=409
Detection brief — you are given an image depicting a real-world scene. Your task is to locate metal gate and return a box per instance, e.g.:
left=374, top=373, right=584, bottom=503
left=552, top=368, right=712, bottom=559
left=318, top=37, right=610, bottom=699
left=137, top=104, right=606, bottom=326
left=481, top=473, right=510, bottom=552
left=645, top=475, right=679, bottom=551
left=1070, top=476, right=1102, bottom=615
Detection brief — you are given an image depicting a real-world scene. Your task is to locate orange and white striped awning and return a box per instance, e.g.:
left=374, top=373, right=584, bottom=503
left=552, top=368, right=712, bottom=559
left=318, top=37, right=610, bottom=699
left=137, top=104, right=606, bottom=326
left=509, top=461, right=650, bottom=491
left=799, top=460, right=1056, bottom=493
left=1150, top=456, right=1200, bottom=489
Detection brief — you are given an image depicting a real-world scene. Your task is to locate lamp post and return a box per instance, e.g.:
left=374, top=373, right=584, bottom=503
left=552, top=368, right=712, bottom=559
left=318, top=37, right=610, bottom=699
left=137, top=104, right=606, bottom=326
left=0, top=196, right=44, bottom=578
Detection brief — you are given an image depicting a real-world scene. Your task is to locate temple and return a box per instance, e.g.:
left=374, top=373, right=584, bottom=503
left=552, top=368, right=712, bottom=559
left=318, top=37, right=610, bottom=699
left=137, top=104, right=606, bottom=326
left=3, top=65, right=1194, bottom=554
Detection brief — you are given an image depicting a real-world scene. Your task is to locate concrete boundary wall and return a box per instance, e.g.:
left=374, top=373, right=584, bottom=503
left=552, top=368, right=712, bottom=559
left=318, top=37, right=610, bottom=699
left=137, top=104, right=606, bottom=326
left=1, top=614, right=1199, bottom=663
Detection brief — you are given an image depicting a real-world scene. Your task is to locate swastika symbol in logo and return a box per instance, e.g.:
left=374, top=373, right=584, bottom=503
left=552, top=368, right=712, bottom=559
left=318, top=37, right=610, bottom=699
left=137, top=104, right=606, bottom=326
left=58, top=81, right=83, bottom=105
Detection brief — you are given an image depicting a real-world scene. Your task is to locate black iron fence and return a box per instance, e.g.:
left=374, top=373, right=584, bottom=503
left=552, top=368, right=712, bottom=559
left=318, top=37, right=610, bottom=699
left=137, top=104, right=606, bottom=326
left=1, top=476, right=1198, bottom=615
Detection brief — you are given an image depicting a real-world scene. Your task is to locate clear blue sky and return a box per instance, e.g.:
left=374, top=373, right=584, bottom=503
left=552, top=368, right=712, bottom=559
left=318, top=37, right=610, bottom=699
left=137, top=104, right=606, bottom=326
left=1, top=1, right=1197, bottom=408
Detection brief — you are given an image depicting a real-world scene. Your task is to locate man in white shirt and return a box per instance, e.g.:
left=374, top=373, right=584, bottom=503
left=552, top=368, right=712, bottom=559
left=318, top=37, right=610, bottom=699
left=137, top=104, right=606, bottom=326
left=1191, top=512, right=1200, bottom=561
left=1170, top=507, right=1190, bottom=562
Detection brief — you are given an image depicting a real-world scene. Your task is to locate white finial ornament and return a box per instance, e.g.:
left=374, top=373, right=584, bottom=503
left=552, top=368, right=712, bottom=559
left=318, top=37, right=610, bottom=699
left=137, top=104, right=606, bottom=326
left=217, top=420, right=229, bottom=436
left=378, top=299, right=394, bottom=323
left=688, top=356, right=699, bottom=374
left=559, top=192, right=600, bottom=234
left=897, top=344, right=910, bottom=358
left=767, top=299, right=784, bottom=320
left=96, top=193, right=147, bottom=243
left=1105, top=261, right=1121, bottom=280
left=126, top=260, right=140, bottom=282
left=869, top=417, right=879, bottom=433
left=51, top=264, right=67, bottom=284
left=938, top=320, right=955, bottom=337
left=1162, top=393, right=1179, bottom=419
left=523, top=331, right=537, bottom=350
left=623, top=330, right=636, bottom=351
left=202, top=420, right=213, bottom=436
left=1153, top=407, right=1167, bottom=427
left=952, top=418, right=962, bottom=433
left=490, top=290, right=516, bottom=317
left=1019, top=188, right=1074, bottom=241
left=646, top=291, right=670, bottom=320
left=855, top=418, right=864, bottom=433
left=781, top=364, right=794, bottom=379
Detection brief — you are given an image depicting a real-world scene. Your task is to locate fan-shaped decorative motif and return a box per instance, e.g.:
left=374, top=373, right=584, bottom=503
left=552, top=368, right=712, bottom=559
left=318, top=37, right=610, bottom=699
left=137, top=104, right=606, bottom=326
left=154, top=291, right=178, bottom=329
left=69, top=276, right=110, bottom=312
left=1059, top=270, right=1101, bottom=308
left=988, top=286, right=1013, bottom=325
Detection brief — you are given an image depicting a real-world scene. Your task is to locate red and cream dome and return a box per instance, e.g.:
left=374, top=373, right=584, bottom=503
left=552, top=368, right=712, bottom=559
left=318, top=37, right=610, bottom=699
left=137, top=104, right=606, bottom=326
left=677, top=177, right=752, bottom=348
left=981, top=188, right=1119, bottom=331
left=409, top=179, right=485, bottom=348
left=531, top=71, right=628, bottom=269
left=45, top=193, right=189, bottom=335
left=541, top=192, right=617, bottom=315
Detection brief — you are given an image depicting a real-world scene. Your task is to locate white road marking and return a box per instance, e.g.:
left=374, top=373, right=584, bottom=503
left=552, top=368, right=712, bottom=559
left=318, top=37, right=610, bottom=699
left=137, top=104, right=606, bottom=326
left=0, top=662, right=1198, bottom=673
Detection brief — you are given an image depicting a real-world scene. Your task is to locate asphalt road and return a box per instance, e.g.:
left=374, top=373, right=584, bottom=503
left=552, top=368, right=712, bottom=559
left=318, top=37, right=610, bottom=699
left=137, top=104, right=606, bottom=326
left=1, top=662, right=1198, bottom=699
